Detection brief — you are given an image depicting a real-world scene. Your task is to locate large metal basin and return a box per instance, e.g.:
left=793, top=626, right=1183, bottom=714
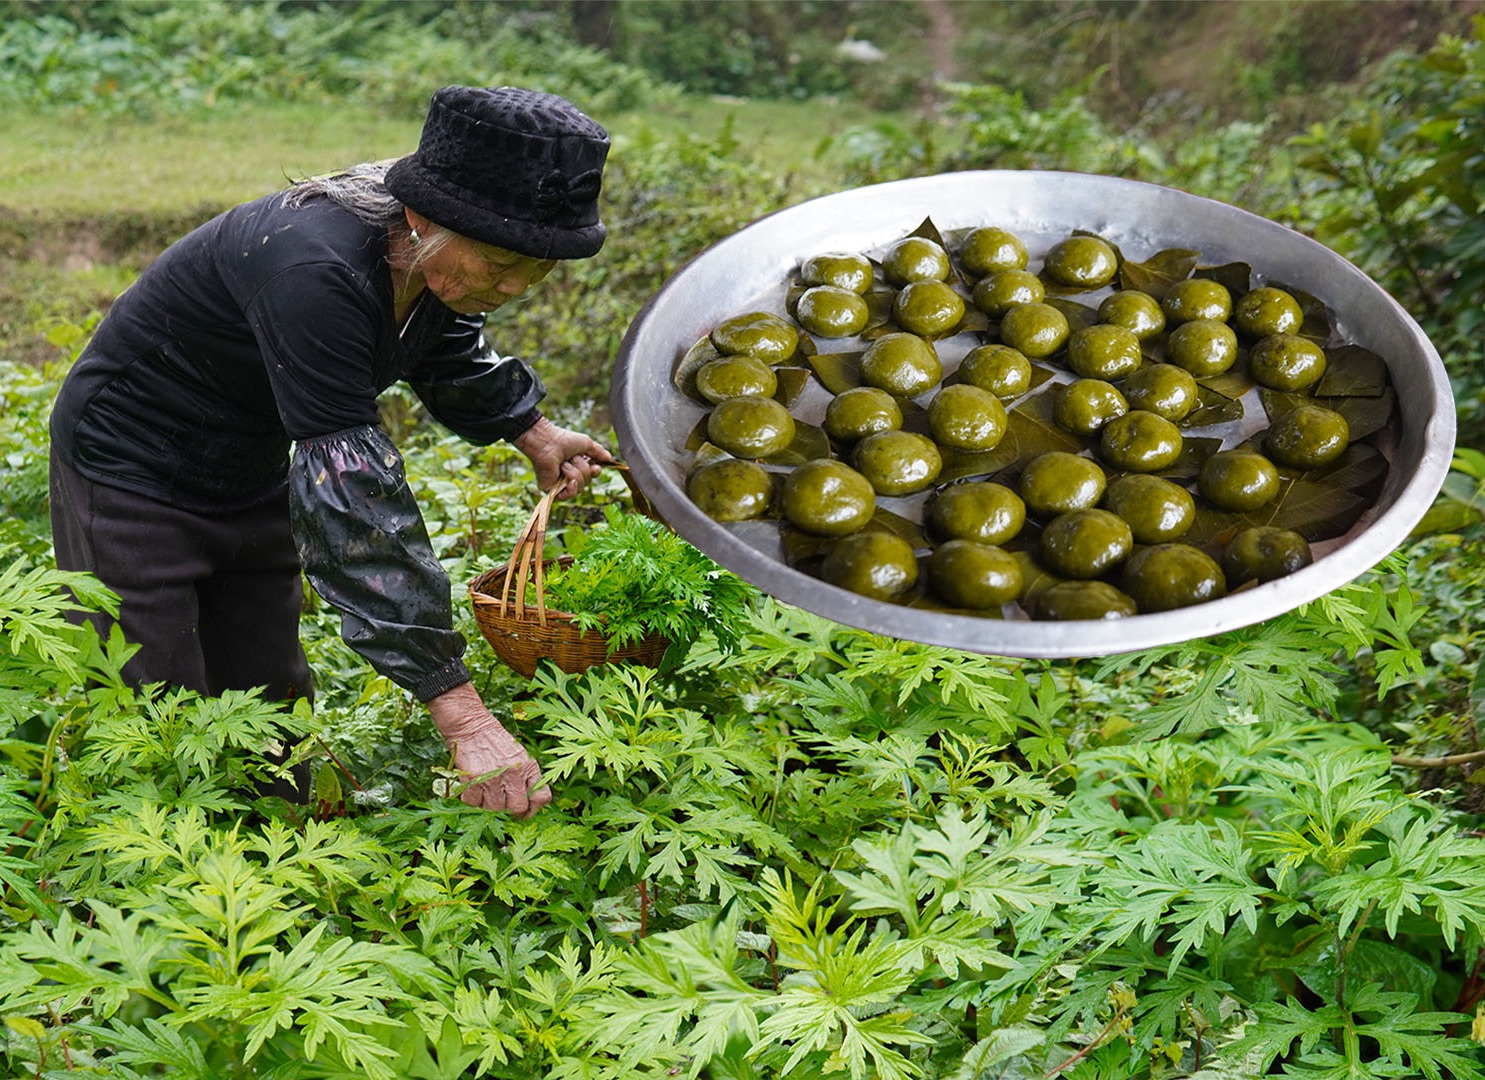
left=610, top=171, right=1455, bottom=658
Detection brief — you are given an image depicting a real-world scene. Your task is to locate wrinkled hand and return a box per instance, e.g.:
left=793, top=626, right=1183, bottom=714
left=512, top=416, right=613, bottom=499
left=428, top=683, right=552, bottom=817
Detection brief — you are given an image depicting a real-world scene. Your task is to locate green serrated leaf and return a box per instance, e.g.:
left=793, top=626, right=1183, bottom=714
left=313, top=762, right=343, bottom=808
left=5, top=1015, right=46, bottom=1040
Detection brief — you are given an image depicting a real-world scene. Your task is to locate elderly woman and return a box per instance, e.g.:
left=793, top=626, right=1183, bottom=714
left=48, top=86, right=616, bottom=816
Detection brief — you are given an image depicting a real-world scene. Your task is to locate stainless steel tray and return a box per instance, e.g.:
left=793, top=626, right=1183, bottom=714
left=610, top=171, right=1455, bottom=658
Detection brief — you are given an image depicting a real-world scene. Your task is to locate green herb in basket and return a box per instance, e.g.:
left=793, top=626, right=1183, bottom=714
left=543, top=506, right=756, bottom=666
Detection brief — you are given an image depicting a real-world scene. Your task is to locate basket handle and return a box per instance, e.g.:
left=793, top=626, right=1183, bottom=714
left=497, top=481, right=562, bottom=625
left=492, top=463, right=664, bottom=625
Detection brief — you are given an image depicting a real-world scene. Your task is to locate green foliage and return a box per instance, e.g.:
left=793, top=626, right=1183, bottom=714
left=0, top=14, right=160, bottom=114
left=0, top=357, right=77, bottom=556
left=599, top=0, right=922, bottom=107
left=1332, top=487, right=1485, bottom=797
left=6, top=11, right=1485, bottom=1077
left=1035, top=723, right=1485, bottom=1080
left=3, top=404, right=1484, bottom=1078
left=939, top=81, right=1159, bottom=178
left=1284, top=17, right=1485, bottom=445
left=0, top=561, right=115, bottom=720
left=830, top=80, right=1143, bottom=189
left=543, top=506, right=756, bottom=664
left=0, top=1, right=672, bottom=117
left=832, top=80, right=1285, bottom=202
left=1091, top=558, right=1425, bottom=742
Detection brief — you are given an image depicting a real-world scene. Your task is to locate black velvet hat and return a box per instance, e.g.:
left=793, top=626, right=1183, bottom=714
left=386, top=86, right=610, bottom=260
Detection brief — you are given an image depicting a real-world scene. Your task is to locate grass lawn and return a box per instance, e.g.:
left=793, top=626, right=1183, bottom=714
left=0, top=95, right=903, bottom=215
left=0, top=93, right=908, bottom=365
left=0, top=103, right=426, bottom=215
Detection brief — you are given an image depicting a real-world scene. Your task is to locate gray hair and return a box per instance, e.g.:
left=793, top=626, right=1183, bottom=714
left=285, top=160, right=453, bottom=270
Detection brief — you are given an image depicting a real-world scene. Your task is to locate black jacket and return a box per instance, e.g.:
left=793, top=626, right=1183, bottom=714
left=51, top=191, right=545, bottom=700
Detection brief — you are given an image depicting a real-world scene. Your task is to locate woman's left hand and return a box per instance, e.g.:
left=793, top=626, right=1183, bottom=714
left=512, top=416, right=613, bottom=498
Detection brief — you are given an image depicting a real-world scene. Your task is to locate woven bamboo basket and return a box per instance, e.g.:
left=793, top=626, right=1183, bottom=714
left=469, top=474, right=673, bottom=678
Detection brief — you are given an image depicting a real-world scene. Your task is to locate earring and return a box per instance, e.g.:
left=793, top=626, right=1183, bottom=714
left=409, top=228, right=421, bottom=244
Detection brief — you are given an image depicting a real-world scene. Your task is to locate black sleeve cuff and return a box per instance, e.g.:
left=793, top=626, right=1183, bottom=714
left=508, top=408, right=543, bottom=440
left=411, top=659, right=473, bottom=703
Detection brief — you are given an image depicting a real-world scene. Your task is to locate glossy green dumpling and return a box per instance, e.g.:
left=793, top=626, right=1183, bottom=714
left=821, top=531, right=919, bottom=601
left=927, top=481, right=1026, bottom=545
left=1099, top=411, right=1183, bottom=473
left=1265, top=404, right=1350, bottom=469
left=1054, top=378, right=1127, bottom=436
left=687, top=458, right=774, bottom=521
left=927, top=384, right=1008, bottom=451
left=1122, top=363, right=1199, bottom=422
left=1248, top=333, right=1327, bottom=391
left=1032, top=580, right=1138, bottom=621
left=1222, top=526, right=1313, bottom=585
left=1039, top=508, right=1134, bottom=579
left=1019, top=451, right=1107, bottom=517
left=972, top=269, right=1045, bottom=318
left=1161, top=278, right=1232, bottom=325
left=959, top=226, right=1029, bottom=276
left=854, top=430, right=943, bottom=496
left=781, top=459, right=876, bottom=536
left=796, top=285, right=870, bottom=338
left=999, top=302, right=1070, bottom=359
left=1098, top=290, right=1165, bottom=339
left=706, top=395, right=796, bottom=459
left=958, top=344, right=1033, bottom=399
left=894, top=280, right=965, bottom=337
left=695, top=354, right=778, bottom=404
left=882, top=236, right=950, bottom=285
left=1198, top=450, right=1280, bottom=511
left=800, top=251, right=874, bottom=293
left=1103, top=473, right=1195, bottom=544
left=928, top=540, right=1022, bottom=609
left=1233, top=286, right=1303, bottom=338
left=1043, top=235, right=1119, bottom=288
left=710, top=310, right=798, bottom=363
left=860, top=333, right=943, bottom=397
left=1121, top=543, right=1226, bottom=612
left=1166, top=319, right=1238, bottom=377
left=1066, top=323, right=1142, bottom=381
left=824, top=386, right=903, bottom=443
